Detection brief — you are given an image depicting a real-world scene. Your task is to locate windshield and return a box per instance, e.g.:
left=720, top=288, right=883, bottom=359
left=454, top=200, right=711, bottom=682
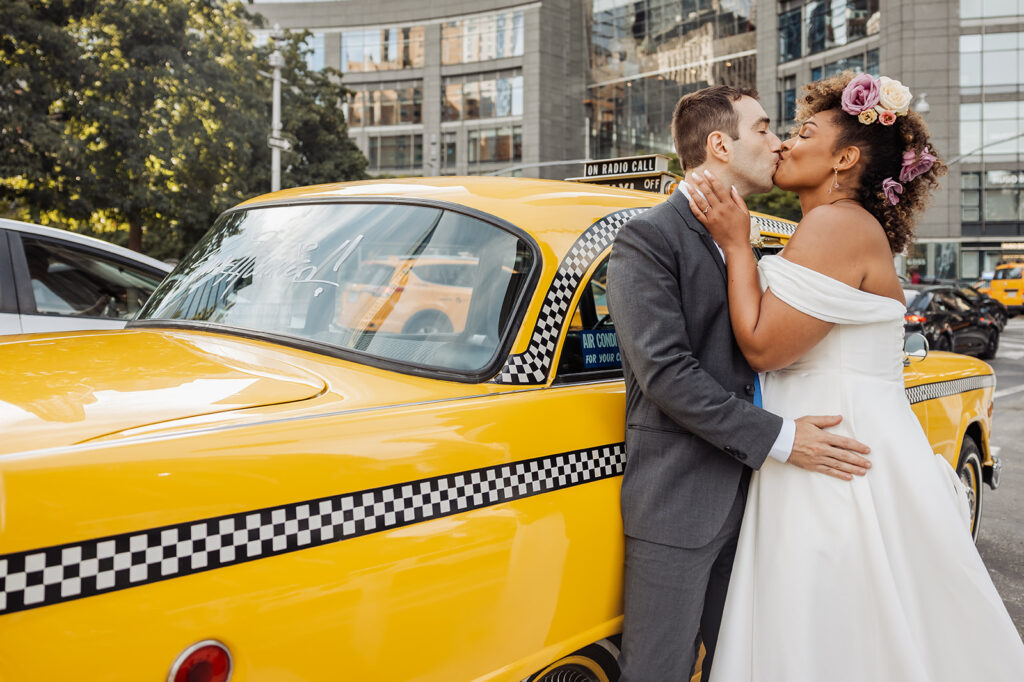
left=994, top=267, right=1022, bottom=279
left=139, top=202, right=535, bottom=375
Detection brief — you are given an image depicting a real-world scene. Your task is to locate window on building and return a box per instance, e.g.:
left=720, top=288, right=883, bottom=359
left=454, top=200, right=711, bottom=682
left=468, top=126, right=522, bottom=164
left=804, top=0, right=879, bottom=56
left=986, top=170, right=1024, bottom=221
left=779, top=8, right=802, bottom=63
left=778, top=75, right=797, bottom=134
left=442, top=11, right=524, bottom=65
left=961, top=0, right=1021, bottom=18
left=368, top=134, right=424, bottom=171
left=305, top=33, right=326, bottom=72
left=341, top=26, right=425, bottom=72
left=961, top=171, right=981, bottom=222
left=442, top=132, right=457, bottom=172
left=348, top=82, right=422, bottom=127
left=959, top=101, right=1024, bottom=160
left=960, top=32, right=1024, bottom=93
left=441, top=71, right=523, bottom=122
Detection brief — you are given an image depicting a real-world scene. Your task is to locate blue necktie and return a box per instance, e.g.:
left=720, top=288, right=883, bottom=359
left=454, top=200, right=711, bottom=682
left=753, top=374, right=763, bottom=408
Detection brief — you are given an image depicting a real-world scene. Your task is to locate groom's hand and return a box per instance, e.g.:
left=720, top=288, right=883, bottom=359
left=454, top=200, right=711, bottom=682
left=789, top=415, right=871, bottom=481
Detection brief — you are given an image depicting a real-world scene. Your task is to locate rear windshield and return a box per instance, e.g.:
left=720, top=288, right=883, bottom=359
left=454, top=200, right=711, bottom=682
left=994, top=267, right=1022, bottom=279
left=138, top=203, right=535, bottom=375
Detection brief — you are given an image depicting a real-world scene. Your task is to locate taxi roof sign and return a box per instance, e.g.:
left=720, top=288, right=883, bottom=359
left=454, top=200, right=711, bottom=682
left=569, top=154, right=680, bottom=195
left=582, top=154, right=670, bottom=178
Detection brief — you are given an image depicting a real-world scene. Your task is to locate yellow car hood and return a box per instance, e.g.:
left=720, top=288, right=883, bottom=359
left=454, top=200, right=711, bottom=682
left=0, top=329, right=327, bottom=454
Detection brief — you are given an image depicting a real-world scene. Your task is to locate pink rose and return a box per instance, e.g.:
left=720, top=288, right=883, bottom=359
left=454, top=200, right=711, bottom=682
left=882, top=177, right=904, bottom=205
left=878, top=110, right=897, bottom=125
left=899, top=146, right=937, bottom=183
left=841, top=74, right=881, bottom=115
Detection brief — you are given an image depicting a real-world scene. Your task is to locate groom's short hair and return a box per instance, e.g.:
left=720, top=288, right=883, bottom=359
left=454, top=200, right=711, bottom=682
left=672, top=86, right=758, bottom=171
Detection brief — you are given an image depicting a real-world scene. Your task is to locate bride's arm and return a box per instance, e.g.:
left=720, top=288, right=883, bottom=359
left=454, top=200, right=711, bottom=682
left=685, top=172, right=835, bottom=371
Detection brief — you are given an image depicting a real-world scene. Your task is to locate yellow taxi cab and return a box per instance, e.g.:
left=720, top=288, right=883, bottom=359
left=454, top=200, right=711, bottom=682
left=0, top=177, right=999, bottom=681
left=988, top=260, right=1024, bottom=316
left=336, top=255, right=478, bottom=334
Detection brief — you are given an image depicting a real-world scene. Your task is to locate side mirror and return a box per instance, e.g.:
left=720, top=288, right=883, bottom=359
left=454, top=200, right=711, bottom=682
left=904, top=332, right=929, bottom=366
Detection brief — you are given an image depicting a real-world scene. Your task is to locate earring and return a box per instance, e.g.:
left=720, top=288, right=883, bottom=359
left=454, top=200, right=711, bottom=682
left=828, top=167, right=840, bottom=193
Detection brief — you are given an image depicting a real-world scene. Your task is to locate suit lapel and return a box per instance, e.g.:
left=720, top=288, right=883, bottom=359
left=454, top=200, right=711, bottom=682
left=667, top=189, right=728, bottom=281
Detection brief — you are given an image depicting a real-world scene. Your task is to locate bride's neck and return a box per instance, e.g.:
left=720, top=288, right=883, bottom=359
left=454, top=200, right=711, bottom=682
left=797, top=185, right=859, bottom=214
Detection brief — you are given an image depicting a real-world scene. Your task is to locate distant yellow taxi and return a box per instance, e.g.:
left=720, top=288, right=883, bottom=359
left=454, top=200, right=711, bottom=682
left=989, top=260, right=1024, bottom=316
left=0, top=178, right=999, bottom=681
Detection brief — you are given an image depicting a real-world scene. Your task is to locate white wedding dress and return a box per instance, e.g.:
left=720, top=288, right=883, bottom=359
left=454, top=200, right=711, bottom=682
left=711, top=255, right=1024, bottom=681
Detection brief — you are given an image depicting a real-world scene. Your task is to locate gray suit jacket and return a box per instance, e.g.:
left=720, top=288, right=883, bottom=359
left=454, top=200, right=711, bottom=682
left=607, top=190, right=784, bottom=549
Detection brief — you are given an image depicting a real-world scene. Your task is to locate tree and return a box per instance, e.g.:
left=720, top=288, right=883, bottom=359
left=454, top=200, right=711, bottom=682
left=267, top=32, right=367, bottom=190
left=746, top=186, right=803, bottom=222
left=0, top=0, right=366, bottom=261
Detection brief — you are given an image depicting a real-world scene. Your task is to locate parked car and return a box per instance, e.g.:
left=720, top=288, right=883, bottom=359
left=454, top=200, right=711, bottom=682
left=903, top=284, right=1001, bottom=359
left=987, top=260, right=1024, bottom=317
left=0, top=219, right=171, bottom=335
left=0, top=179, right=999, bottom=682
left=957, top=282, right=1008, bottom=330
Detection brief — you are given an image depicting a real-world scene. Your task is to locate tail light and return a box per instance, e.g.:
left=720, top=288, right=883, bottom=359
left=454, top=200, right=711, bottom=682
left=168, top=640, right=232, bottom=682
left=904, top=314, right=927, bottom=324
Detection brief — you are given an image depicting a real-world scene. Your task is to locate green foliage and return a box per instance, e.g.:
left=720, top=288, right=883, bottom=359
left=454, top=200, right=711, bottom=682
left=746, top=186, right=803, bottom=222
left=0, top=0, right=366, bottom=261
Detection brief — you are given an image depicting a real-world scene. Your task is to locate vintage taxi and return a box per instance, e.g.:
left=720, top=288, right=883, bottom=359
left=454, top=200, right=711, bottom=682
left=0, top=177, right=999, bottom=681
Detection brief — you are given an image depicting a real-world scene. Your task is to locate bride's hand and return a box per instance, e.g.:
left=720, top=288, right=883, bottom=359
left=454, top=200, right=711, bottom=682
left=685, top=170, right=751, bottom=252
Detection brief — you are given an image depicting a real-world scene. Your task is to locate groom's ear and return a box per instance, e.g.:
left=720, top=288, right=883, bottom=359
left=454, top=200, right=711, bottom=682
left=706, top=130, right=731, bottom=163
left=836, top=145, right=861, bottom=171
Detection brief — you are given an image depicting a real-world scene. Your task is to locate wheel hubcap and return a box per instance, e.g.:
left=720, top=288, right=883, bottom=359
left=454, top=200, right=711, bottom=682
left=960, top=465, right=978, bottom=532
left=538, top=664, right=602, bottom=682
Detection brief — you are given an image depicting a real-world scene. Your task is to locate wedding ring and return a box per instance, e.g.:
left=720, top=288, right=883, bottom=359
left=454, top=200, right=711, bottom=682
left=702, top=206, right=711, bottom=215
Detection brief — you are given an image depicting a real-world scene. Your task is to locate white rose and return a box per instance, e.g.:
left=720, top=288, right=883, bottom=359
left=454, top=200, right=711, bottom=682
left=878, top=77, right=912, bottom=115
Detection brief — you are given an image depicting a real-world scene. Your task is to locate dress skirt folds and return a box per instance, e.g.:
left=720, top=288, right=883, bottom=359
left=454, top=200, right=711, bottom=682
left=711, top=256, right=1024, bottom=681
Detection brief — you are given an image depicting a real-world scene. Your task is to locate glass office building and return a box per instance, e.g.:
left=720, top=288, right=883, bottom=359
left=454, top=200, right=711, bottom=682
left=587, top=0, right=758, bottom=159
left=251, top=1, right=581, bottom=178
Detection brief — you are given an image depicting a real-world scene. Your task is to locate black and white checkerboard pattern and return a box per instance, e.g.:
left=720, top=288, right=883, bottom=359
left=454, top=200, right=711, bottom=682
left=0, top=443, right=625, bottom=616
left=752, top=214, right=797, bottom=237
left=494, top=208, right=647, bottom=384
left=905, top=374, right=995, bottom=405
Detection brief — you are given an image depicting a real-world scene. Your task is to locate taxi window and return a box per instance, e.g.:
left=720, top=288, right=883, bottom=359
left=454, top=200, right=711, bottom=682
left=556, top=258, right=621, bottom=381
left=138, top=203, right=536, bottom=377
left=995, top=267, right=1022, bottom=279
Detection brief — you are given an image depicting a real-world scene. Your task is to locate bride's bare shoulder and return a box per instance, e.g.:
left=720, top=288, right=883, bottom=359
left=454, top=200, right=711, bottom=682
left=782, top=202, right=890, bottom=284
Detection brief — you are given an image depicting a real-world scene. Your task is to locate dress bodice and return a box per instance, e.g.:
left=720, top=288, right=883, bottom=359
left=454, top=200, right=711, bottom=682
left=758, top=255, right=907, bottom=381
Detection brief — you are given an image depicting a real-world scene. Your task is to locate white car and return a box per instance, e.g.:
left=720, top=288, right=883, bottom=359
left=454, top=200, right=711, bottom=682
left=0, top=219, right=171, bottom=335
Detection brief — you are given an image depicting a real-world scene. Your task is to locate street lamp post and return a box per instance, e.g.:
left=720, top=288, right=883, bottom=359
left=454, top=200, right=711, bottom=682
left=269, top=48, right=285, bottom=191
left=266, top=24, right=292, bottom=192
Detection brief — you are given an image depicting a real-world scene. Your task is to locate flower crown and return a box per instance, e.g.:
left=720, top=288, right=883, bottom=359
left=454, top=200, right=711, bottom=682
left=840, top=73, right=935, bottom=206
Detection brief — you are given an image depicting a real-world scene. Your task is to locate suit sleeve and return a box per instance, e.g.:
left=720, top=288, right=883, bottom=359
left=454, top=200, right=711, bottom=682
left=607, top=217, right=783, bottom=469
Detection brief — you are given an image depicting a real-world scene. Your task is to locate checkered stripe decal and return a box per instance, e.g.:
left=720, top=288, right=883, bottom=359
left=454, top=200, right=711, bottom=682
left=494, top=208, right=646, bottom=384
left=0, top=443, right=625, bottom=616
left=905, top=374, right=995, bottom=405
left=752, top=215, right=796, bottom=237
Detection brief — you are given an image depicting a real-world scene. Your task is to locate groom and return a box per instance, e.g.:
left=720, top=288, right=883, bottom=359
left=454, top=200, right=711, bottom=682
left=607, top=86, right=873, bottom=680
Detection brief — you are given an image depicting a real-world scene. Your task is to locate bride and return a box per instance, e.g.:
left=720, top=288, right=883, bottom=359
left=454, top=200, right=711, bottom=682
left=684, top=72, right=1024, bottom=681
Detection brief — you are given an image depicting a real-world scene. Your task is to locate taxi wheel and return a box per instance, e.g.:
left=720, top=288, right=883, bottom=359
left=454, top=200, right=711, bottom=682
left=532, top=641, right=619, bottom=682
left=994, top=309, right=1008, bottom=329
left=402, top=311, right=453, bottom=334
left=958, top=436, right=984, bottom=543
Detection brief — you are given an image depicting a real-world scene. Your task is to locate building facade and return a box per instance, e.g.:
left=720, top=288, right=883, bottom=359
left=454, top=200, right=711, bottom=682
left=759, top=0, right=1024, bottom=278
left=254, top=1, right=1024, bottom=276
left=252, top=0, right=587, bottom=178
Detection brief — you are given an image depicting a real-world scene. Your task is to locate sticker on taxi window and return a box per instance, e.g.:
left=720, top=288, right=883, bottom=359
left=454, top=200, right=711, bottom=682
left=580, top=329, right=620, bottom=368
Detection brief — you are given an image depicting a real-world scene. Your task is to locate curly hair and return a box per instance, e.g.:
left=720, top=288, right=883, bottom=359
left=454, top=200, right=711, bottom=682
left=795, top=71, right=947, bottom=253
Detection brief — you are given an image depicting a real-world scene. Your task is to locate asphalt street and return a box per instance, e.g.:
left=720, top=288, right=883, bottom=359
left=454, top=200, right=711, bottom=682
left=978, top=316, right=1024, bottom=637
